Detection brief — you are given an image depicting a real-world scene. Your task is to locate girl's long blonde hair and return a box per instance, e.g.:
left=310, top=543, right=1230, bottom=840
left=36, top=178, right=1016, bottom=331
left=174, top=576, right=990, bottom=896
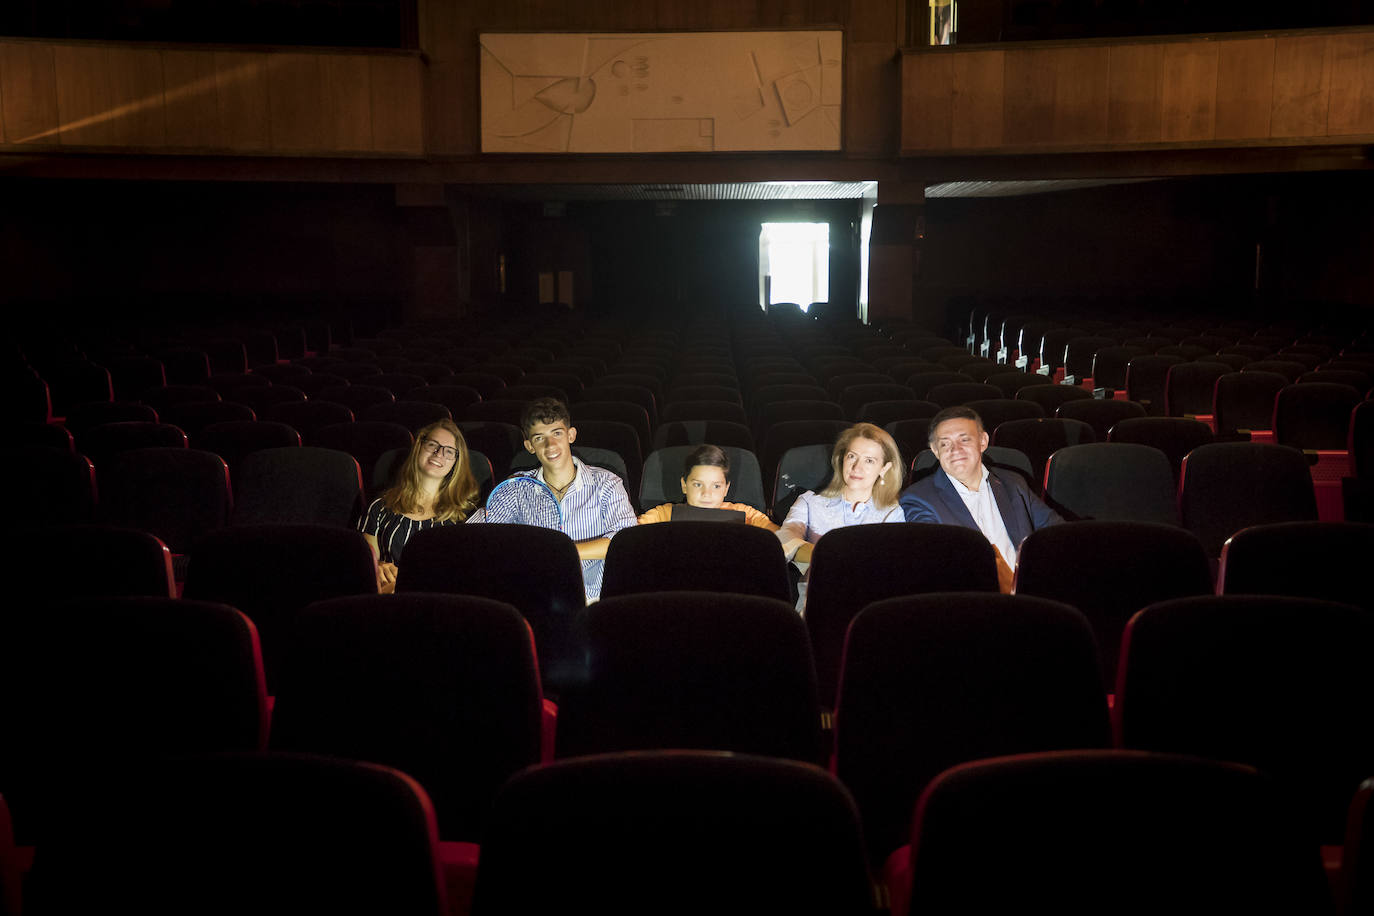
left=383, top=419, right=479, bottom=522
left=819, top=422, right=904, bottom=509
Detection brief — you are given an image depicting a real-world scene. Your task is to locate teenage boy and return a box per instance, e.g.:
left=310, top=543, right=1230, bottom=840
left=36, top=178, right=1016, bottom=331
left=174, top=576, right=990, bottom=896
left=513, top=397, right=637, bottom=602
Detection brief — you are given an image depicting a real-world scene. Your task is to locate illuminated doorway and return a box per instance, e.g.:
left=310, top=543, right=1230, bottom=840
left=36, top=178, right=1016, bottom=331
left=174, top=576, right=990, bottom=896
left=759, top=222, right=829, bottom=313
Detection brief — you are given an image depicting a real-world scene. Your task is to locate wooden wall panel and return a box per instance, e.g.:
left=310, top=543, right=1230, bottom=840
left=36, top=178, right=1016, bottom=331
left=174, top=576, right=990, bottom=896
left=903, top=52, right=953, bottom=150
left=1003, top=49, right=1058, bottom=146
left=1214, top=38, right=1273, bottom=139
left=0, top=42, right=60, bottom=144
left=105, top=46, right=166, bottom=147
left=163, top=50, right=223, bottom=147
left=214, top=52, right=272, bottom=150
left=370, top=56, right=424, bottom=154
left=1159, top=41, right=1217, bottom=142
left=326, top=55, right=373, bottom=151
left=1051, top=45, right=1109, bottom=145
left=847, top=41, right=898, bottom=155
left=53, top=44, right=115, bottom=146
left=1272, top=34, right=1332, bottom=137
left=950, top=50, right=1004, bottom=149
left=1325, top=32, right=1374, bottom=135
left=1107, top=43, right=1161, bottom=143
left=269, top=53, right=331, bottom=152
left=850, top=0, right=897, bottom=42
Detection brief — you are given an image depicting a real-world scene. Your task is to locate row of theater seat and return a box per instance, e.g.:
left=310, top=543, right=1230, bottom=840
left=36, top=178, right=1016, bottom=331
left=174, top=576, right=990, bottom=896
left=7, top=307, right=1372, bottom=915
left=6, top=585, right=1371, bottom=914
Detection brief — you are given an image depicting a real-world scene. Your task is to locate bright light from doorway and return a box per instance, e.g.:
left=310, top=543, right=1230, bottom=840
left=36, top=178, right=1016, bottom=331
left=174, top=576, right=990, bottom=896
left=760, top=222, right=829, bottom=312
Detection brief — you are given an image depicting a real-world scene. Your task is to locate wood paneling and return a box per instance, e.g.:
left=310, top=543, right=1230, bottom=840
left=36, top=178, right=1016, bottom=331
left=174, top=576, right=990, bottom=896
left=1107, top=43, right=1161, bottom=143
left=1004, top=48, right=1058, bottom=146
left=903, top=27, right=1373, bottom=155
left=53, top=44, right=115, bottom=146
left=214, top=51, right=272, bottom=150
left=1271, top=34, right=1331, bottom=137
left=370, top=56, right=424, bottom=154
left=850, top=0, right=897, bottom=43
left=0, top=41, right=60, bottom=144
left=269, top=53, right=331, bottom=152
left=950, top=50, right=1004, bottom=149
left=903, top=52, right=953, bottom=150
left=1051, top=46, right=1109, bottom=145
left=1215, top=38, right=1273, bottom=140
left=846, top=41, right=898, bottom=155
left=326, top=55, right=373, bottom=151
left=1159, top=41, right=1217, bottom=142
left=163, top=50, right=223, bottom=148
left=1327, top=32, right=1374, bottom=136
left=106, top=46, right=166, bottom=147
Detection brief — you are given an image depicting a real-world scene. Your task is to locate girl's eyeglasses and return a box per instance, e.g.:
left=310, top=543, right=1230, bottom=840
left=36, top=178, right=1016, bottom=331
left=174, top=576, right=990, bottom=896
left=421, top=439, right=457, bottom=460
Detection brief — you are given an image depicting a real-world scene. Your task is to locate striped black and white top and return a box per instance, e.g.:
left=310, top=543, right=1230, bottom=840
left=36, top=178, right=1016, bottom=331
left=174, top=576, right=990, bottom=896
left=358, top=498, right=460, bottom=563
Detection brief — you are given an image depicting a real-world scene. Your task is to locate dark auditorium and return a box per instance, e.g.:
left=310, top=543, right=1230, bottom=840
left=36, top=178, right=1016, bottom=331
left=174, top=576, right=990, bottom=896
left=3, top=0, right=1373, bottom=913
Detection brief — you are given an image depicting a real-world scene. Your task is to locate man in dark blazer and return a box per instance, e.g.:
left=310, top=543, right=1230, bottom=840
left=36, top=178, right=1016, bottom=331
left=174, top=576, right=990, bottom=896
left=899, top=406, right=1062, bottom=575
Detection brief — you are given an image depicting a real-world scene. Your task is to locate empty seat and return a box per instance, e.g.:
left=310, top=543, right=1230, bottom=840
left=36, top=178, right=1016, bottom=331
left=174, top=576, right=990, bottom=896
left=62, top=400, right=158, bottom=436
left=983, top=370, right=1042, bottom=399
left=29, top=524, right=175, bottom=598
left=232, top=446, right=364, bottom=527
left=556, top=592, right=820, bottom=761
left=651, top=419, right=754, bottom=451
left=1274, top=382, right=1364, bottom=451
left=363, top=400, right=453, bottom=430
left=988, top=417, right=1096, bottom=491
left=1014, top=521, right=1213, bottom=688
left=99, top=447, right=230, bottom=556
left=601, top=523, right=790, bottom=602
left=157, top=400, right=256, bottom=439
left=397, top=524, right=588, bottom=696
left=78, top=421, right=188, bottom=466
left=2, top=446, right=97, bottom=523
left=924, top=381, right=1003, bottom=409
left=838, top=383, right=917, bottom=419
left=270, top=593, right=542, bottom=842
left=183, top=524, right=377, bottom=693
left=1015, top=383, right=1093, bottom=413
left=1107, top=415, right=1213, bottom=483
left=1125, top=353, right=1185, bottom=415
left=196, top=420, right=301, bottom=469
left=312, top=422, right=414, bottom=498
left=834, top=594, right=1110, bottom=865
left=962, top=397, right=1044, bottom=433
left=1165, top=361, right=1230, bottom=418
left=1218, top=520, right=1373, bottom=608
left=1212, top=370, right=1288, bottom=437
left=895, top=750, right=1330, bottom=916
left=1043, top=442, right=1178, bottom=525
left=1244, top=359, right=1309, bottom=382
left=807, top=524, right=1000, bottom=707
left=27, top=753, right=447, bottom=916
left=852, top=399, right=940, bottom=428
left=1055, top=397, right=1147, bottom=441
left=470, top=752, right=876, bottom=915
left=1, top=596, right=267, bottom=845
left=1116, top=594, right=1374, bottom=847
left=261, top=400, right=355, bottom=443
left=1179, top=442, right=1318, bottom=556
left=317, top=384, right=396, bottom=414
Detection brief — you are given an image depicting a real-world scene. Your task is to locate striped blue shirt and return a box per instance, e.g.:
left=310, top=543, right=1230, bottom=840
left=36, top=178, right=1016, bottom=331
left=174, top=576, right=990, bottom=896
left=470, top=457, right=636, bottom=601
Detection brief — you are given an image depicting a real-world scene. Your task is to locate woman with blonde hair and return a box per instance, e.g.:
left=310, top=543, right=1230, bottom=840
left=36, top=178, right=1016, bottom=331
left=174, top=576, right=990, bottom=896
left=358, top=418, right=479, bottom=593
left=777, top=423, right=905, bottom=606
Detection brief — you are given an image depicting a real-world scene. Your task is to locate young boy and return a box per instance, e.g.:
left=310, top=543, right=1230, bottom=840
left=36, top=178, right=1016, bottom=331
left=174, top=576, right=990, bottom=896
left=510, top=397, right=637, bottom=602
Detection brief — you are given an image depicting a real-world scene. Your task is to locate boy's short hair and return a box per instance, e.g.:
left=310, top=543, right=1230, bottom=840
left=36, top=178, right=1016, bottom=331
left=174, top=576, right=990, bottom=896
left=683, top=444, right=730, bottom=480
left=520, top=397, right=572, bottom=438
